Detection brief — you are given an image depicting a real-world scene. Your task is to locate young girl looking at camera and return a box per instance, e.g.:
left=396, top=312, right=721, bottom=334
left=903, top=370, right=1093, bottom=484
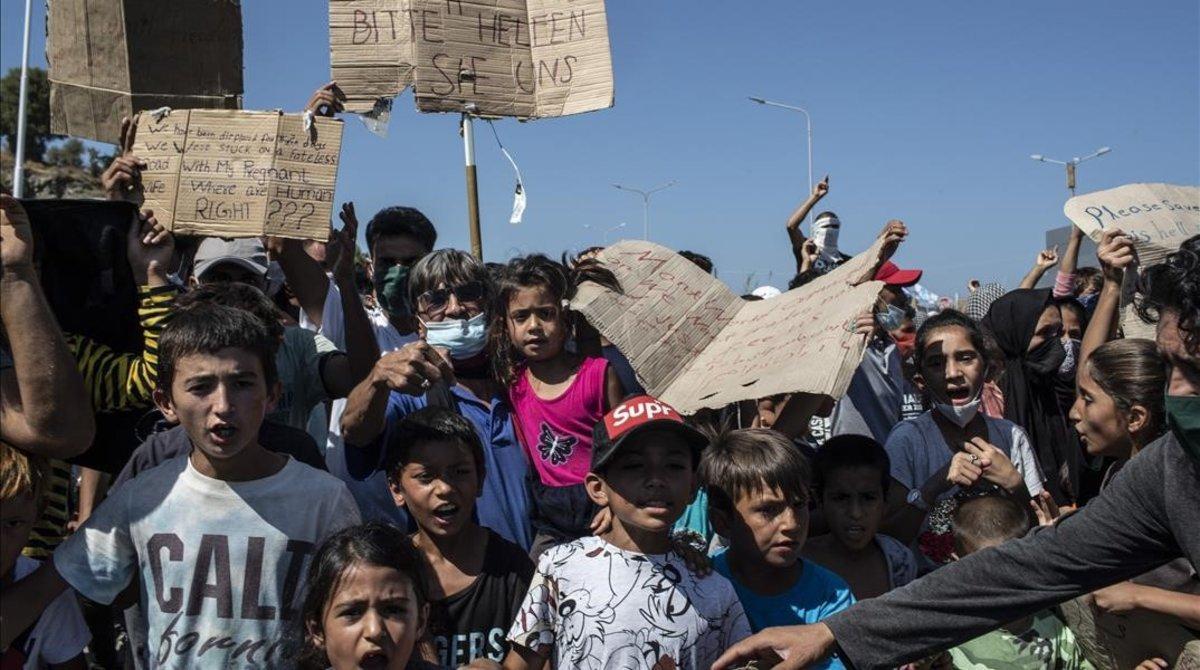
left=880, top=310, right=1047, bottom=570
left=298, top=523, right=436, bottom=670
left=491, top=254, right=625, bottom=555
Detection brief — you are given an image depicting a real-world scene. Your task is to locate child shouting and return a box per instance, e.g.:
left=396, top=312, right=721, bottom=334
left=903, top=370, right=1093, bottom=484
left=804, top=435, right=918, bottom=600
left=504, top=395, right=749, bottom=669
left=385, top=408, right=534, bottom=669
left=702, top=428, right=856, bottom=670
left=0, top=305, right=360, bottom=668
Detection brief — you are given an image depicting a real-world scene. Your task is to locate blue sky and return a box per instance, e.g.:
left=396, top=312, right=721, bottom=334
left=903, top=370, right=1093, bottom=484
left=3, top=0, right=1198, bottom=297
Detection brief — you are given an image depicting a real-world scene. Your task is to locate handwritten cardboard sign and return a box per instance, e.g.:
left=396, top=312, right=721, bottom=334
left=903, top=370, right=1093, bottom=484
left=1064, top=183, right=1200, bottom=267
left=135, top=110, right=343, bottom=241
left=47, top=0, right=244, bottom=145
left=572, top=240, right=886, bottom=415
left=330, top=0, right=613, bottom=118
left=1065, top=183, right=1199, bottom=339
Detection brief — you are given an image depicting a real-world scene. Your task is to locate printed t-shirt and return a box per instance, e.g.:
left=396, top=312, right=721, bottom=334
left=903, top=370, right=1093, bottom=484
left=884, top=411, right=1046, bottom=568
left=427, top=530, right=535, bottom=668
left=508, top=356, right=609, bottom=488
left=1, top=556, right=90, bottom=669
left=508, top=536, right=750, bottom=670
left=948, top=609, right=1095, bottom=670
left=54, top=455, right=360, bottom=669
left=713, top=554, right=856, bottom=670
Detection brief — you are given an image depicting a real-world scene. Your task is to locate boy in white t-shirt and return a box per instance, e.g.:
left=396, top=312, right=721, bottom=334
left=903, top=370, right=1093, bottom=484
left=0, top=443, right=88, bottom=669
left=504, top=395, right=750, bottom=670
left=0, top=304, right=361, bottom=669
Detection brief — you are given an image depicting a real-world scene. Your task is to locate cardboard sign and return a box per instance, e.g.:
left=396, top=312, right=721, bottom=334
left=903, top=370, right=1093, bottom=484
left=330, top=0, right=613, bottom=118
left=1064, top=183, right=1200, bottom=267
left=135, top=110, right=343, bottom=241
left=47, top=0, right=244, bottom=145
left=1064, top=183, right=1199, bottom=339
left=572, top=240, right=886, bottom=415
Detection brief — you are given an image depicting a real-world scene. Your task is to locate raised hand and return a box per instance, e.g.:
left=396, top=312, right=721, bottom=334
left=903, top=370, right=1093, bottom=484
left=1035, top=246, right=1059, bottom=269
left=333, top=202, right=360, bottom=286
left=800, top=239, right=819, bottom=272
left=0, top=193, right=35, bottom=272
left=125, top=210, right=174, bottom=287
left=306, top=81, right=347, bottom=117
left=811, top=174, right=830, bottom=200
left=878, top=219, right=908, bottom=263
left=1030, top=491, right=1061, bottom=526
left=101, top=116, right=147, bottom=201
left=1096, top=228, right=1138, bottom=282
left=965, top=437, right=1022, bottom=492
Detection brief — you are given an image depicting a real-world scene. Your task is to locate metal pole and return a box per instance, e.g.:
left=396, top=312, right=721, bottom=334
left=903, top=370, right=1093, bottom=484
left=11, top=0, right=34, bottom=198
left=642, top=195, right=650, bottom=241
left=804, top=113, right=813, bottom=226
left=462, top=113, right=482, bottom=260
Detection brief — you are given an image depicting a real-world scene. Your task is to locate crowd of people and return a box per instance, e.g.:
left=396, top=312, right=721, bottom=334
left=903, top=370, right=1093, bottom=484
left=1, top=83, right=1197, bottom=670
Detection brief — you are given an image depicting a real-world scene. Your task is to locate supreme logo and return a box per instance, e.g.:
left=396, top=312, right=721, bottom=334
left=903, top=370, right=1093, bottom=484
left=605, top=396, right=683, bottom=438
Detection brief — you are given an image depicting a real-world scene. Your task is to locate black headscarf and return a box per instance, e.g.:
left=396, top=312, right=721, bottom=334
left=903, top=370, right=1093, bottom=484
left=980, top=289, right=1078, bottom=504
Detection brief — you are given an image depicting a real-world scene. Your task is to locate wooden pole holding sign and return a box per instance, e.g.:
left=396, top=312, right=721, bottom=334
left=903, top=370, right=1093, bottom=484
left=462, top=112, right=483, bottom=259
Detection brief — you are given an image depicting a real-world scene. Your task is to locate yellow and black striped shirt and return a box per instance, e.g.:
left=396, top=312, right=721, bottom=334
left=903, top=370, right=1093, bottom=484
left=24, top=285, right=177, bottom=559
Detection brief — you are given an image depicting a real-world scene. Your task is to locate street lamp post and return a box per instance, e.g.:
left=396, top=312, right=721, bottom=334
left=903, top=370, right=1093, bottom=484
left=749, top=96, right=813, bottom=224
left=612, top=181, right=677, bottom=241
left=1030, top=147, right=1112, bottom=197
left=604, top=222, right=627, bottom=245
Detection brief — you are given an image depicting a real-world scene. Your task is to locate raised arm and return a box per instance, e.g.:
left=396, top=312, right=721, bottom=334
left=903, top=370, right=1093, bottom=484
left=101, top=117, right=146, bottom=203
left=315, top=203, right=380, bottom=396
left=266, top=236, right=332, bottom=329
left=69, top=212, right=178, bottom=414
left=0, top=195, right=95, bottom=458
left=786, top=176, right=829, bottom=274
left=1078, top=229, right=1136, bottom=381
left=341, top=342, right=454, bottom=446
left=1019, top=246, right=1058, bottom=290
left=1052, top=225, right=1085, bottom=297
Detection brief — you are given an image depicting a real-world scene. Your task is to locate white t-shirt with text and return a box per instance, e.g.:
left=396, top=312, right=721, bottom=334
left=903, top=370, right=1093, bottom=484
left=55, top=455, right=360, bottom=669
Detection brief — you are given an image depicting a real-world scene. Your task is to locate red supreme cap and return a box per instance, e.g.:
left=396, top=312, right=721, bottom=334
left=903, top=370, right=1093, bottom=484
left=591, top=395, right=708, bottom=471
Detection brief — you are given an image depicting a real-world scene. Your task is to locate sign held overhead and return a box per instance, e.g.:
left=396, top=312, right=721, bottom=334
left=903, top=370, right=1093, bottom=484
left=330, top=0, right=614, bottom=118
left=572, top=239, right=888, bottom=415
left=47, top=0, right=244, bottom=145
left=135, top=110, right=343, bottom=241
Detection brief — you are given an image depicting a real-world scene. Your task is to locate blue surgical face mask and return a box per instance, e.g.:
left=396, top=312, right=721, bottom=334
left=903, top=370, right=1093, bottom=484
left=421, top=312, right=488, bottom=360
left=876, top=303, right=907, bottom=333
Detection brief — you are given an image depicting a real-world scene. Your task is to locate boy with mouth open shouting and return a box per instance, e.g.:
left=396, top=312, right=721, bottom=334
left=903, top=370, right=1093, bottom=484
left=502, top=395, right=750, bottom=670
left=384, top=408, right=535, bottom=669
left=0, top=304, right=360, bottom=668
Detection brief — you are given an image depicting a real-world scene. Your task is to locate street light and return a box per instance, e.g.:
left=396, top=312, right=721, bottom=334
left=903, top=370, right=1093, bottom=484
left=604, top=222, right=627, bottom=245
left=1030, top=146, right=1111, bottom=196
left=749, top=96, right=814, bottom=224
left=612, top=182, right=677, bottom=240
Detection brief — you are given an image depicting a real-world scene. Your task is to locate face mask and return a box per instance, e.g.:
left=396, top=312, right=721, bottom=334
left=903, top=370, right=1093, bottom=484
left=1025, top=337, right=1066, bottom=378
left=876, top=303, right=906, bottom=333
left=1165, top=394, right=1200, bottom=465
left=373, top=264, right=411, bottom=320
left=891, top=330, right=917, bottom=361
left=1078, top=293, right=1099, bottom=314
left=812, top=216, right=841, bottom=256
left=934, top=393, right=982, bottom=427
left=1058, top=338, right=1081, bottom=380
left=422, top=312, right=488, bottom=360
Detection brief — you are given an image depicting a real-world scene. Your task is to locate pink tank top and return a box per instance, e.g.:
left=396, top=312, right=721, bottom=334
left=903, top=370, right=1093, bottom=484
left=509, top=356, right=609, bottom=487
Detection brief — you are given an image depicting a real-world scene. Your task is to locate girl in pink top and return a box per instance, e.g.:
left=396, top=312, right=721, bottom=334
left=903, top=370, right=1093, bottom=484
left=491, top=254, right=624, bottom=552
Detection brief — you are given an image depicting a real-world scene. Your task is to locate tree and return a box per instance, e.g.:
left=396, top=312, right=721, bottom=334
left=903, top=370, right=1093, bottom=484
left=0, top=67, right=54, bottom=161
left=44, top=138, right=85, bottom=168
